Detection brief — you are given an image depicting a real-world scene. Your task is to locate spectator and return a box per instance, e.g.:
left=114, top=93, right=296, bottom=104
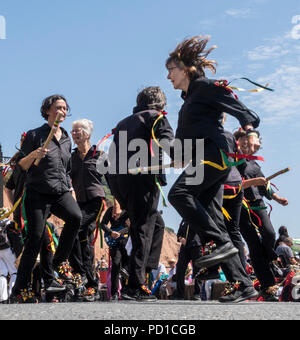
left=275, top=226, right=289, bottom=250
left=150, top=262, right=167, bottom=297
left=0, top=214, right=22, bottom=303
left=276, top=237, right=298, bottom=266
left=160, top=258, right=177, bottom=299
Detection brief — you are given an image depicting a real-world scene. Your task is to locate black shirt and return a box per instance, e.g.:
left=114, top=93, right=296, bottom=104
left=238, top=159, right=273, bottom=202
left=108, top=108, right=175, bottom=176
left=20, top=123, right=72, bottom=195
left=176, top=78, right=260, bottom=152
left=71, top=146, right=106, bottom=203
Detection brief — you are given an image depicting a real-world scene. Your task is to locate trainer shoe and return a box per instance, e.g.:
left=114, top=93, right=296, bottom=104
left=219, top=282, right=258, bottom=303
left=194, top=242, right=239, bottom=269
left=45, top=280, right=66, bottom=293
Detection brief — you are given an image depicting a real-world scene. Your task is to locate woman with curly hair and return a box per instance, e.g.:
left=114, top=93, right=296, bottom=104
left=166, top=36, right=260, bottom=302
left=10, top=95, right=82, bottom=303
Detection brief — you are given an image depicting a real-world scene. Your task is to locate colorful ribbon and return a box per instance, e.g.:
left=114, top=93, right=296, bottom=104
left=155, top=176, right=168, bottom=207
left=150, top=111, right=168, bottom=157
left=92, top=199, right=106, bottom=248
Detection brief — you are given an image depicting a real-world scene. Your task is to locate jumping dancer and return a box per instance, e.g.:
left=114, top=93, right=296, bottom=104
left=166, top=36, right=260, bottom=302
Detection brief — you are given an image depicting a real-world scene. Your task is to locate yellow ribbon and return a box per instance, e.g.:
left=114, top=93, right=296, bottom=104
left=201, top=150, right=227, bottom=171
left=227, top=83, right=270, bottom=93
left=0, top=195, right=23, bottom=221
left=223, top=184, right=242, bottom=200
left=46, top=224, right=56, bottom=254
left=151, top=113, right=165, bottom=149
left=222, top=207, right=232, bottom=221
left=242, top=199, right=260, bottom=231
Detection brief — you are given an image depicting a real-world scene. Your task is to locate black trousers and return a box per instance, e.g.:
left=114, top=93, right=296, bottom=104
left=168, top=141, right=231, bottom=246
left=107, top=174, right=165, bottom=288
left=239, top=201, right=277, bottom=289
left=109, top=245, right=129, bottom=296
left=168, top=142, right=252, bottom=287
left=13, top=189, right=82, bottom=292
left=176, top=245, right=202, bottom=298
left=69, top=197, right=102, bottom=288
left=223, top=184, right=247, bottom=270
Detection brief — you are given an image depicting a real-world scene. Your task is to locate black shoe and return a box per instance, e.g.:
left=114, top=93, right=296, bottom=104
left=194, top=242, right=239, bottom=269
left=111, top=293, right=119, bottom=302
left=192, top=294, right=201, bottom=301
left=9, top=289, right=39, bottom=304
left=125, top=285, right=157, bottom=302
left=80, top=288, right=97, bottom=302
left=219, top=282, right=258, bottom=303
left=45, top=280, right=66, bottom=293
left=259, top=286, right=279, bottom=302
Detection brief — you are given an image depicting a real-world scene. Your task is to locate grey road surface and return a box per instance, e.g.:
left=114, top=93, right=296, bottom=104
left=1, top=300, right=300, bottom=321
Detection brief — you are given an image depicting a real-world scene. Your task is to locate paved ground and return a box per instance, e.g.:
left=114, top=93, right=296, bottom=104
left=1, top=300, right=300, bottom=321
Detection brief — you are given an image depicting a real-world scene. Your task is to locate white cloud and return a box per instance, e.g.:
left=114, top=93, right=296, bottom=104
left=244, top=65, right=300, bottom=125
left=225, top=8, right=251, bottom=18
left=248, top=45, right=290, bottom=60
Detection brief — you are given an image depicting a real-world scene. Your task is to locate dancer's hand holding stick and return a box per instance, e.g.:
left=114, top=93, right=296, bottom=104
left=34, top=112, right=64, bottom=166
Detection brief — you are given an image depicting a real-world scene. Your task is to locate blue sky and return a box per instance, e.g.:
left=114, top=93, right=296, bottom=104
left=1, top=1, right=300, bottom=238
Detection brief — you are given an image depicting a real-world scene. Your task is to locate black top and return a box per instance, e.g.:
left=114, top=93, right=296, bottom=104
left=224, top=130, right=242, bottom=184
left=176, top=78, right=260, bottom=152
left=20, top=123, right=72, bottom=195
left=101, top=206, right=129, bottom=235
left=108, top=108, right=175, bottom=177
left=71, top=146, right=106, bottom=203
left=237, top=159, right=273, bottom=202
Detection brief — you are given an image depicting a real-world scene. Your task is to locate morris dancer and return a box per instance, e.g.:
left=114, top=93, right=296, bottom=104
left=11, top=95, right=82, bottom=303
left=106, top=86, right=174, bottom=301
left=69, top=118, right=106, bottom=302
left=166, top=35, right=260, bottom=302
left=235, top=129, right=288, bottom=301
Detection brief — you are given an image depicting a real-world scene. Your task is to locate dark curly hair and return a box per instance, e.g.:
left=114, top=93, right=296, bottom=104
left=40, top=94, right=70, bottom=121
left=166, top=35, right=217, bottom=80
left=135, top=86, right=167, bottom=112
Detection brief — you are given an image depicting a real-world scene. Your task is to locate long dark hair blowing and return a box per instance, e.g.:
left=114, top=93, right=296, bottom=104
left=40, top=94, right=70, bottom=121
left=166, top=35, right=217, bottom=80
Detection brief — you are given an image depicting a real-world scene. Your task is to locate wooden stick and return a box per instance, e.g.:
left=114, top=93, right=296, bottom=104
left=128, top=162, right=174, bottom=175
left=266, top=167, right=290, bottom=181
left=34, top=113, right=63, bottom=166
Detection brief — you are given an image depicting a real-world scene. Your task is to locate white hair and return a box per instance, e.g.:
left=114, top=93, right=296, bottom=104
left=72, top=119, right=94, bottom=137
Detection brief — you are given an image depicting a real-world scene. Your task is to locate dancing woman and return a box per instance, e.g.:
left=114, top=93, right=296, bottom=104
left=235, top=129, right=288, bottom=301
left=11, top=95, right=82, bottom=302
left=166, top=36, right=260, bottom=302
left=69, top=118, right=106, bottom=301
